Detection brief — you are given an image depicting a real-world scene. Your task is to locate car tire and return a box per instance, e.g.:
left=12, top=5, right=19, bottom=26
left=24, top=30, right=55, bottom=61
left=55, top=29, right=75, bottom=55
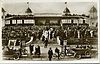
left=76, top=55, right=81, bottom=59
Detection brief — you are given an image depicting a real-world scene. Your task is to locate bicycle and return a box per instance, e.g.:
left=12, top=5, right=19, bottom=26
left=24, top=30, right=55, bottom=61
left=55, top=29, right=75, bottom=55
left=52, top=51, right=65, bottom=59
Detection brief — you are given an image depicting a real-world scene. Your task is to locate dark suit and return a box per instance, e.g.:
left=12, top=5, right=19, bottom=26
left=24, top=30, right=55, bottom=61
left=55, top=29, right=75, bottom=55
left=37, top=46, right=41, bottom=57
left=48, top=49, right=53, bottom=61
left=59, top=37, right=64, bottom=46
left=44, top=39, right=48, bottom=47
left=29, top=45, right=33, bottom=55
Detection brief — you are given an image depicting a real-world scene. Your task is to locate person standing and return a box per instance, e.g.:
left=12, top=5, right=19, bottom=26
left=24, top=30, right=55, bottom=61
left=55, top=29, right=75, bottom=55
left=44, top=38, right=48, bottom=48
left=55, top=47, right=60, bottom=59
left=29, top=44, right=34, bottom=55
left=59, top=37, right=64, bottom=46
left=42, top=35, right=45, bottom=41
left=59, top=36, right=64, bottom=52
left=37, top=45, right=41, bottom=57
left=48, top=47, right=53, bottom=61
left=57, top=36, right=60, bottom=45
left=20, top=41, right=22, bottom=49
left=74, top=29, right=78, bottom=38
left=19, top=47, right=22, bottom=58
left=35, top=45, right=38, bottom=55
left=38, top=30, right=42, bottom=40
left=90, top=30, right=93, bottom=38
left=50, top=31, right=53, bottom=39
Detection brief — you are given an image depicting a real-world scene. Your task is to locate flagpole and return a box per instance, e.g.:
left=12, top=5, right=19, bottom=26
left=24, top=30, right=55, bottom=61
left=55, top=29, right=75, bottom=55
left=27, top=2, right=29, bottom=8
left=65, top=2, right=67, bottom=7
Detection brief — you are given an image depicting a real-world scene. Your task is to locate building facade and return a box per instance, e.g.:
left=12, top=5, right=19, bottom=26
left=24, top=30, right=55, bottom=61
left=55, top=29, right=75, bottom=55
left=2, top=4, right=97, bottom=28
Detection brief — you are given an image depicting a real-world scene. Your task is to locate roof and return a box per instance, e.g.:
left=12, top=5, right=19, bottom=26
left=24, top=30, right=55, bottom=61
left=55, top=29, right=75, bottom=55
left=63, top=7, right=70, bottom=14
left=89, top=6, right=97, bottom=13
left=5, top=13, right=87, bottom=20
left=34, top=13, right=62, bottom=17
left=5, top=15, right=34, bottom=20
left=25, top=7, right=32, bottom=13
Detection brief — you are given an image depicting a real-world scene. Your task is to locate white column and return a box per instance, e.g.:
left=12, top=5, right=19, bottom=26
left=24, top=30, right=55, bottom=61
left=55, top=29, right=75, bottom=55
left=77, top=30, right=80, bottom=39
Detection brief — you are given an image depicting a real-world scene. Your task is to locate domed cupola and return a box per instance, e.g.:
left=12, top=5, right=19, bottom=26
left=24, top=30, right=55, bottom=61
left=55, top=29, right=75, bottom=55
left=89, top=6, right=97, bottom=19
left=2, top=8, right=6, bottom=13
left=63, top=7, right=70, bottom=14
left=25, top=7, right=32, bottom=13
left=89, top=6, right=97, bottom=13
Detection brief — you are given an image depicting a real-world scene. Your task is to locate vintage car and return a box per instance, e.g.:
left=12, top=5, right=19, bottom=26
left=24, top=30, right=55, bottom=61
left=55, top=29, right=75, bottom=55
left=3, top=39, right=31, bottom=60
left=3, top=39, right=20, bottom=60
left=71, top=47, right=97, bottom=59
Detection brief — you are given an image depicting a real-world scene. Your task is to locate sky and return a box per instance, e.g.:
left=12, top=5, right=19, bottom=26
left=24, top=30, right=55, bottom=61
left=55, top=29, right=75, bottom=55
left=2, top=2, right=97, bottom=15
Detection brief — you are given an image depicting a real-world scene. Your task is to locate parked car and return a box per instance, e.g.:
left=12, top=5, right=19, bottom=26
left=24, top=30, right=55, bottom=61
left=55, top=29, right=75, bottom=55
left=71, top=48, right=97, bottom=59
left=3, top=39, right=20, bottom=60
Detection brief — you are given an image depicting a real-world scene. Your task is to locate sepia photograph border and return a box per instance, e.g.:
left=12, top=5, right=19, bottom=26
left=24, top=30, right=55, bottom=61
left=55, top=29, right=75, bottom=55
left=0, top=0, right=100, bottom=63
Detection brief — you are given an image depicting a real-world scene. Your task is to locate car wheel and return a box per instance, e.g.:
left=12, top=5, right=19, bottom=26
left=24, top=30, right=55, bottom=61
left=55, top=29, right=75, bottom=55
left=52, top=54, right=57, bottom=59
left=76, top=55, right=81, bottom=59
left=85, top=51, right=91, bottom=57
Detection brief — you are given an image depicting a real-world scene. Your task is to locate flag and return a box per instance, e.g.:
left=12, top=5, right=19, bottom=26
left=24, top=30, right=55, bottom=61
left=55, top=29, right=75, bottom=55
left=27, top=2, right=29, bottom=4
left=65, top=2, right=67, bottom=4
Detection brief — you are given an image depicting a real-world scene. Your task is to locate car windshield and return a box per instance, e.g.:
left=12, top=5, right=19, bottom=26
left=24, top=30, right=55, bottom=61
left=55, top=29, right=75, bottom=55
left=9, top=40, right=16, bottom=46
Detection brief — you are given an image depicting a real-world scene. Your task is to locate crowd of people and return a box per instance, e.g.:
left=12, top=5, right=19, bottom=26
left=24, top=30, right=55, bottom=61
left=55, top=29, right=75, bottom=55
left=2, top=25, right=97, bottom=46
left=2, top=25, right=97, bottom=60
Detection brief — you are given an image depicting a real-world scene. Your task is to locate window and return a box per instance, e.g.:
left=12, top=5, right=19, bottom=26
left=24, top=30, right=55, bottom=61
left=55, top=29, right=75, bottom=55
left=5, top=20, right=10, bottom=24
left=24, top=20, right=34, bottom=24
left=68, top=19, right=71, bottom=23
left=73, top=19, right=78, bottom=23
left=62, top=19, right=71, bottom=23
left=12, top=20, right=16, bottom=24
left=17, top=20, right=22, bottom=24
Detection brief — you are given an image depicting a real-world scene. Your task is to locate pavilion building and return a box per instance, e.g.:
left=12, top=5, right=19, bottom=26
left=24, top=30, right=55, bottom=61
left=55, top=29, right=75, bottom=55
left=2, top=3, right=91, bottom=28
